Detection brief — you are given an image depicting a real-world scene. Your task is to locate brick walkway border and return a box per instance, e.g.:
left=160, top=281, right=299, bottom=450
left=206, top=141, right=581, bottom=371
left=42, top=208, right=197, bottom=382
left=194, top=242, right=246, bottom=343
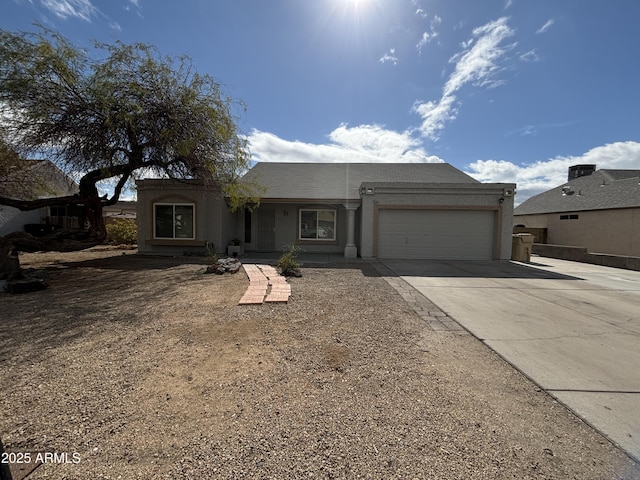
left=369, top=260, right=469, bottom=335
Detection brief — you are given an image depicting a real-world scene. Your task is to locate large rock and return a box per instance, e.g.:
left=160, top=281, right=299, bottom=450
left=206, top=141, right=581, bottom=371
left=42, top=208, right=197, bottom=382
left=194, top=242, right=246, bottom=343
left=205, top=257, right=241, bottom=275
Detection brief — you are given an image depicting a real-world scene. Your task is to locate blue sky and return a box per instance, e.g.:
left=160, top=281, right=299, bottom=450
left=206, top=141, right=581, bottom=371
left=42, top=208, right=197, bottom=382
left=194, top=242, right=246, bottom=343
left=3, top=0, right=640, bottom=203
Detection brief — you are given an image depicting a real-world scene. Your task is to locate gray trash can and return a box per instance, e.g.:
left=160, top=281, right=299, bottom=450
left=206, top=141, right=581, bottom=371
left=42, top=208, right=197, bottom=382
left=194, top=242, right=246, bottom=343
left=511, top=233, right=534, bottom=262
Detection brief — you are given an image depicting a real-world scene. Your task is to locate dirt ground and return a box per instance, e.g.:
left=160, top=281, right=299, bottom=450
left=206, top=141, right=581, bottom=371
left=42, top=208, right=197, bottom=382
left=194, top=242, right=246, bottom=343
left=1, top=247, right=639, bottom=479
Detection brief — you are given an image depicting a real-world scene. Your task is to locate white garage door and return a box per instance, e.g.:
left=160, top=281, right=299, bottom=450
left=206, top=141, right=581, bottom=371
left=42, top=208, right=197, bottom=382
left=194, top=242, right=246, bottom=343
left=377, top=209, right=495, bottom=260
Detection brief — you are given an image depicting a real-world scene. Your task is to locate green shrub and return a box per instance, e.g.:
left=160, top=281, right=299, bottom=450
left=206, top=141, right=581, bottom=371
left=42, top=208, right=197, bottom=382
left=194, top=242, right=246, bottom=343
left=106, top=219, right=138, bottom=245
left=277, top=243, right=302, bottom=277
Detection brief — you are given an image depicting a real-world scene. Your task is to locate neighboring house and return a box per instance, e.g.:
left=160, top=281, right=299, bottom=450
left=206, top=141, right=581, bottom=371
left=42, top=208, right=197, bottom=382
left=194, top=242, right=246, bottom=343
left=514, top=164, right=640, bottom=257
left=137, top=162, right=516, bottom=260
left=0, top=160, right=80, bottom=237
left=103, top=201, right=137, bottom=224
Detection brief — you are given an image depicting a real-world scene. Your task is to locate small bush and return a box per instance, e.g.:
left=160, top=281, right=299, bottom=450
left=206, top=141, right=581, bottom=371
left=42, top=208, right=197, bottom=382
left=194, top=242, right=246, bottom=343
left=206, top=242, right=219, bottom=264
left=277, top=243, right=302, bottom=277
left=106, top=219, right=137, bottom=245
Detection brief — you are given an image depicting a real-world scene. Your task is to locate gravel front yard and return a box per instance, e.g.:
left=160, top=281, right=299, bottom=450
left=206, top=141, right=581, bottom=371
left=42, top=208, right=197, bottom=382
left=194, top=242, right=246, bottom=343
left=1, top=248, right=639, bottom=479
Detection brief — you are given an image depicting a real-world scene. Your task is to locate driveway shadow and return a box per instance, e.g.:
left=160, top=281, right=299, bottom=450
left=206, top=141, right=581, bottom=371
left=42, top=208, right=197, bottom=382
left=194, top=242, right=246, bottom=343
left=379, top=259, right=583, bottom=281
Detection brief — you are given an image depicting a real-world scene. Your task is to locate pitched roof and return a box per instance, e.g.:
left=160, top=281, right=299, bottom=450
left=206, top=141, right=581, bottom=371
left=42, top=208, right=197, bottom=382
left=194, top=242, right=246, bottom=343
left=241, top=162, right=479, bottom=200
left=0, top=160, right=78, bottom=200
left=514, top=169, right=640, bottom=215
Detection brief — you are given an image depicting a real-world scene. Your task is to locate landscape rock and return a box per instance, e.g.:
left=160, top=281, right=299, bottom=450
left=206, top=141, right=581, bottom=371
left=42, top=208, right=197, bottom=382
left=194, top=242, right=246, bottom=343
left=205, top=257, right=242, bottom=275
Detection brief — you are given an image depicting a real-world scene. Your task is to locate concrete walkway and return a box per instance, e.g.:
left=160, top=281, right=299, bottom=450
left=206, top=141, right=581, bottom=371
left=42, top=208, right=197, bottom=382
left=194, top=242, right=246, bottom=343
left=380, top=256, right=640, bottom=462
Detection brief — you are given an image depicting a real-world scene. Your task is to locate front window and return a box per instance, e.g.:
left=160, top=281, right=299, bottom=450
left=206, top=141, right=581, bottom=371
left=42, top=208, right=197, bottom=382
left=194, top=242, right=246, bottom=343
left=154, top=203, right=195, bottom=239
left=299, top=209, right=336, bottom=241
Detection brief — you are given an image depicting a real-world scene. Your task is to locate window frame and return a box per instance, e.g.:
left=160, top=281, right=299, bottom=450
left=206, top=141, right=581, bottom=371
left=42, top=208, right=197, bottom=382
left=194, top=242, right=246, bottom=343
left=153, top=202, right=196, bottom=240
left=298, top=208, right=337, bottom=242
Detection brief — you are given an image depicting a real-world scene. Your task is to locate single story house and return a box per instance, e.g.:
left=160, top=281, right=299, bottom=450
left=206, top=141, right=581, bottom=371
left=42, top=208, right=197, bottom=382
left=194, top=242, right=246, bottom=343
left=514, top=165, right=640, bottom=257
left=0, top=160, right=80, bottom=237
left=136, top=162, right=516, bottom=260
left=103, top=201, right=137, bottom=224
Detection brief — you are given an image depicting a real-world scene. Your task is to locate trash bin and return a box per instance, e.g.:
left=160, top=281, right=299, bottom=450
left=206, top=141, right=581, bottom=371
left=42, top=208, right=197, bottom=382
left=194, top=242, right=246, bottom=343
left=511, top=233, right=534, bottom=262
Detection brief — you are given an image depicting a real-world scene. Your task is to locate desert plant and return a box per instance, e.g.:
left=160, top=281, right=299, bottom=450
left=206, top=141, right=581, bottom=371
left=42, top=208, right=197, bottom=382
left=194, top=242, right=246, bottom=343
left=206, top=242, right=219, bottom=264
left=106, top=219, right=137, bottom=245
left=277, top=242, right=302, bottom=277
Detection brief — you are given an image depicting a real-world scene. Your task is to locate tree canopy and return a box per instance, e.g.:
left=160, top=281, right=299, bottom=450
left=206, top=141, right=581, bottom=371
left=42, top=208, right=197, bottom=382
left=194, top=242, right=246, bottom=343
left=0, top=27, right=255, bottom=236
left=0, top=27, right=258, bottom=278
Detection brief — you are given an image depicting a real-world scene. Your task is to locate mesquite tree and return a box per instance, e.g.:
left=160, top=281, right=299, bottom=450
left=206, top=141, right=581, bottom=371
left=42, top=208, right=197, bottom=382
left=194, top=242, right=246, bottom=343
left=0, top=27, right=256, bottom=279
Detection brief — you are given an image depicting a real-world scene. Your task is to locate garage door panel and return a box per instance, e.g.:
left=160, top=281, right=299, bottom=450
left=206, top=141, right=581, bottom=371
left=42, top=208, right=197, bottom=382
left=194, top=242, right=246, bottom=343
left=378, top=210, right=494, bottom=260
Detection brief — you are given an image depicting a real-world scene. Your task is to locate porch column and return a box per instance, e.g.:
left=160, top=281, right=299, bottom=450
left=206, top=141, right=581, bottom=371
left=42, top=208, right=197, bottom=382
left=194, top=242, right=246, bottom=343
left=343, top=203, right=359, bottom=258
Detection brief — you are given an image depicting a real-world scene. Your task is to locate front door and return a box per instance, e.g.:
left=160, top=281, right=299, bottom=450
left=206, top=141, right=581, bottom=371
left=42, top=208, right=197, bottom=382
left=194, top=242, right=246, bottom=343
left=257, top=208, right=276, bottom=251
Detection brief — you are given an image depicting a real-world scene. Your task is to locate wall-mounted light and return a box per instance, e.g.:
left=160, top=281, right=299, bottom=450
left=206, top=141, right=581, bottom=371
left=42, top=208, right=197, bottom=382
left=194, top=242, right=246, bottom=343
left=503, top=189, right=513, bottom=196
left=499, top=197, right=505, bottom=204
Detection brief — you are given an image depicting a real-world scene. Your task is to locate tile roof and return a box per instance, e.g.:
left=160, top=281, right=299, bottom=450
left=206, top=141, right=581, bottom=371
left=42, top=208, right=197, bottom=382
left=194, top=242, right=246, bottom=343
left=241, top=162, right=479, bottom=200
left=514, top=170, right=640, bottom=215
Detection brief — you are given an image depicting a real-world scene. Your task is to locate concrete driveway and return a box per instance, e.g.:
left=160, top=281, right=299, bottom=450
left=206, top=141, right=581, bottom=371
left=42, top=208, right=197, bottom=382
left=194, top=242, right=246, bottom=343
left=381, top=256, right=640, bottom=462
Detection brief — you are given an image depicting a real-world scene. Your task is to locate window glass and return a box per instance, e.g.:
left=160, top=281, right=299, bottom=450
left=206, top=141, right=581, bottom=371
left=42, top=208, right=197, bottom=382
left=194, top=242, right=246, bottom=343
left=155, top=205, right=175, bottom=238
left=317, top=210, right=335, bottom=239
left=154, top=204, right=194, bottom=239
left=174, top=205, right=194, bottom=238
left=300, top=210, right=318, bottom=239
left=244, top=208, right=252, bottom=244
left=299, top=209, right=336, bottom=241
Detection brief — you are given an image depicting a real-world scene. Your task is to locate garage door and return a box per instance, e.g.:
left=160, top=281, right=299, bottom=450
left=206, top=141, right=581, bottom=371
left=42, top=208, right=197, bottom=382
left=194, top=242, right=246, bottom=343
left=377, top=209, right=495, bottom=260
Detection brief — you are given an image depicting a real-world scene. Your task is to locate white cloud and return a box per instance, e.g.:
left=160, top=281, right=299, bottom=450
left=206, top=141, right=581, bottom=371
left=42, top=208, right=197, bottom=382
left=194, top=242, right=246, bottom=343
left=465, top=141, right=640, bottom=204
left=519, top=49, right=539, bottom=62
left=416, top=15, right=442, bottom=54
left=248, top=124, right=443, bottom=164
left=416, top=32, right=434, bottom=52
left=124, top=0, right=143, bottom=18
left=413, top=17, right=515, bottom=140
left=40, top=0, right=98, bottom=21
left=445, top=18, right=515, bottom=95
left=379, top=48, right=398, bottom=65
left=536, top=18, right=554, bottom=34
left=415, top=8, right=427, bottom=19
left=504, top=0, right=513, bottom=9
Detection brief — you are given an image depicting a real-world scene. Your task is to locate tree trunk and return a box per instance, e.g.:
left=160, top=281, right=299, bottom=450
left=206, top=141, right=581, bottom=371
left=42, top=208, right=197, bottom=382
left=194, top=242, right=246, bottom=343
left=0, top=230, right=102, bottom=281
left=0, top=237, right=21, bottom=280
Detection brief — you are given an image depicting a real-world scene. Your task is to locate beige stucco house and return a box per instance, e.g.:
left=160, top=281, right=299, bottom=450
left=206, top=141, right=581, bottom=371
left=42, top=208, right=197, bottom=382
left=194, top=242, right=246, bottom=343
left=136, top=162, right=516, bottom=260
left=514, top=165, right=640, bottom=257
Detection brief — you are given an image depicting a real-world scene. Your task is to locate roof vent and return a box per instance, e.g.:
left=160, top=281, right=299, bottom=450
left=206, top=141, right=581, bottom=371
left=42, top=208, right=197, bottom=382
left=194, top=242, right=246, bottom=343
left=568, top=164, right=596, bottom=181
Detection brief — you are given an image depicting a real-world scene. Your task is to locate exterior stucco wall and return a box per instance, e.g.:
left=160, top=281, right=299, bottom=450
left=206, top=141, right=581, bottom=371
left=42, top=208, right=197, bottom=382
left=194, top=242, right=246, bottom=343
left=513, top=213, right=548, bottom=228
left=136, top=180, right=235, bottom=256
left=246, top=202, right=352, bottom=254
left=359, top=183, right=516, bottom=260
left=516, top=208, right=640, bottom=257
left=0, top=207, right=44, bottom=236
